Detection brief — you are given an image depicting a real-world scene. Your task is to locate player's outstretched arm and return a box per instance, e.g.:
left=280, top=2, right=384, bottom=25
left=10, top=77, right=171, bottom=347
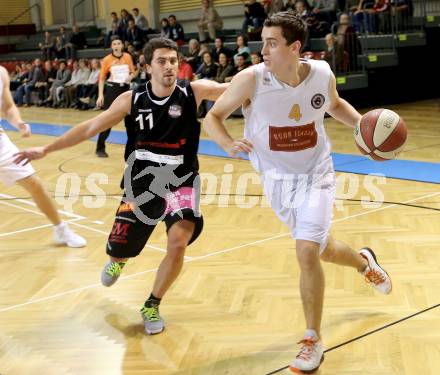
left=14, top=91, right=132, bottom=164
left=191, top=79, right=229, bottom=106
left=326, top=73, right=362, bottom=128
left=203, top=69, right=255, bottom=157
left=0, top=66, right=31, bottom=137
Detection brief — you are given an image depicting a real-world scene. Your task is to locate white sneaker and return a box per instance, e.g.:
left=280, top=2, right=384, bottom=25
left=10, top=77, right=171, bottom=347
left=53, top=222, right=87, bottom=248
left=359, top=247, right=392, bottom=294
left=289, top=330, right=324, bottom=374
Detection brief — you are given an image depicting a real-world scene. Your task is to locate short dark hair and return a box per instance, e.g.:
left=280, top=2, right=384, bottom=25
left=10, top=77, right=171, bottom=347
left=264, top=10, right=308, bottom=48
left=143, top=38, right=178, bottom=65
left=168, top=15, right=176, bottom=20
left=110, top=35, right=123, bottom=44
left=133, top=8, right=139, bottom=12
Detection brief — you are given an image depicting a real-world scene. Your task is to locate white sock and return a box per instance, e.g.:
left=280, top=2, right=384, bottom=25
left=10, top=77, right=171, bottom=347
left=54, top=221, right=66, bottom=229
left=304, top=329, right=319, bottom=340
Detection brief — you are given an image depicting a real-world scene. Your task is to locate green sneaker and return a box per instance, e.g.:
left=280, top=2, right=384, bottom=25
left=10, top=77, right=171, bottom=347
left=140, top=305, right=165, bottom=335
left=101, top=260, right=126, bottom=287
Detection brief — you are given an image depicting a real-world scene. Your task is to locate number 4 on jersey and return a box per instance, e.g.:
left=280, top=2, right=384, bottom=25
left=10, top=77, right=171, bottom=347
left=289, top=104, right=302, bottom=122
left=136, top=113, right=154, bottom=130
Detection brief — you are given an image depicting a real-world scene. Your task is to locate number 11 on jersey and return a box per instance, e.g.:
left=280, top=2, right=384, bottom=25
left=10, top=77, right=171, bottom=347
left=136, top=113, right=154, bottom=130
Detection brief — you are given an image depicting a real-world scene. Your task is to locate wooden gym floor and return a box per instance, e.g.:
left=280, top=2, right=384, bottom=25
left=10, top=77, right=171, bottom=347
left=0, top=100, right=439, bottom=374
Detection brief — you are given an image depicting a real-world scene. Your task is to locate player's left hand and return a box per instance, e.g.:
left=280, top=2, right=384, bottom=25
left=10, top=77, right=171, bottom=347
left=13, top=146, right=47, bottom=165
left=18, top=123, right=31, bottom=138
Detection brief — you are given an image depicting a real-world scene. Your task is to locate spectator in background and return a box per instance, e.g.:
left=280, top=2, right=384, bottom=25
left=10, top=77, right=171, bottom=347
left=110, top=12, right=119, bottom=28
left=9, top=64, right=23, bottom=91
left=296, top=1, right=312, bottom=19
left=348, top=0, right=376, bottom=33
left=160, top=18, right=171, bottom=38
left=214, top=52, right=234, bottom=83
left=186, top=39, right=202, bottom=71
left=285, top=0, right=297, bottom=10
left=65, top=25, right=87, bottom=60
left=125, top=19, right=145, bottom=51
left=390, top=0, right=412, bottom=31
left=168, top=15, right=185, bottom=46
left=374, top=0, right=391, bottom=32
left=198, top=0, right=224, bottom=43
left=126, top=43, right=140, bottom=64
left=105, top=22, right=125, bottom=48
left=57, top=26, right=69, bottom=53
left=229, top=52, right=250, bottom=81
left=63, top=59, right=90, bottom=108
left=177, top=52, right=194, bottom=81
left=39, top=31, right=55, bottom=60
left=334, top=13, right=360, bottom=71
left=312, top=0, right=338, bottom=24
left=132, top=8, right=150, bottom=33
left=233, top=34, right=251, bottom=65
left=211, top=37, right=232, bottom=62
left=196, top=51, right=218, bottom=79
left=250, top=51, right=262, bottom=64
left=119, top=9, right=135, bottom=31
left=54, top=36, right=66, bottom=59
left=262, top=0, right=285, bottom=16
left=323, top=32, right=347, bottom=72
left=37, top=60, right=56, bottom=106
left=46, top=60, right=71, bottom=107
left=14, top=59, right=45, bottom=107
left=77, top=58, right=100, bottom=110
left=242, top=0, right=266, bottom=35
left=132, top=54, right=149, bottom=89
left=306, top=14, right=331, bottom=38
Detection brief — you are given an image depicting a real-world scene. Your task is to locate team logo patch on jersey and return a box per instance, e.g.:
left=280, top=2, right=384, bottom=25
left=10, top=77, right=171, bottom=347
left=168, top=104, right=182, bottom=118
left=311, top=94, right=325, bottom=109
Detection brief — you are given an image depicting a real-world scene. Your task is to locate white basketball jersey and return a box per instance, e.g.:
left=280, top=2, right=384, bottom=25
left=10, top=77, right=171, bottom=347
left=0, top=71, right=3, bottom=129
left=243, top=59, right=334, bottom=177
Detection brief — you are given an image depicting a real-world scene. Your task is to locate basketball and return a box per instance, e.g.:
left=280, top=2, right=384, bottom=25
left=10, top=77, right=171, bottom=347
left=354, top=109, right=407, bottom=161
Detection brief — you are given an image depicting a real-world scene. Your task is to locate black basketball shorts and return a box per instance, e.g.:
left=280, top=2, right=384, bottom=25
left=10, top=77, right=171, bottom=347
left=106, top=186, right=203, bottom=258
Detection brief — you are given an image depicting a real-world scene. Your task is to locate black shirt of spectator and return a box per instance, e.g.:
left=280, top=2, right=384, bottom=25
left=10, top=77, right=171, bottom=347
left=168, top=15, right=185, bottom=46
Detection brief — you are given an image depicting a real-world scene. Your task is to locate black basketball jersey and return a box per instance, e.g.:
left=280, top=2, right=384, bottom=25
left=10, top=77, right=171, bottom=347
left=127, top=80, right=200, bottom=190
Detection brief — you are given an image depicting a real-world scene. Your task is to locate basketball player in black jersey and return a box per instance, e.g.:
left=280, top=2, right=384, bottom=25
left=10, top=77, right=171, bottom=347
left=14, top=38, right=229, bottom=335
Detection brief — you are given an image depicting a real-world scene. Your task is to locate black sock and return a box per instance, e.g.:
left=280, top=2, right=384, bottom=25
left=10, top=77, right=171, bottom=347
left=145, top=293, right=161, bottom=307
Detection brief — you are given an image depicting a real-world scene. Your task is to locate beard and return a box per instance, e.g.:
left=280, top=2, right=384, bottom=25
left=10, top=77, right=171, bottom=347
left=161, top=75, right=176, bottom=87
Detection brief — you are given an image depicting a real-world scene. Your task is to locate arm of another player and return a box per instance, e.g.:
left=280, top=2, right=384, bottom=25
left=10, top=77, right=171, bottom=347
left=202, top=69, right=255, bottom=157
left=326, top=72, right=362, bottom=128
left=191, top=79, right=229, bottom=106
left=0, top=66, right=31, bottom=137
left=14, top=91, right=132, bottom=164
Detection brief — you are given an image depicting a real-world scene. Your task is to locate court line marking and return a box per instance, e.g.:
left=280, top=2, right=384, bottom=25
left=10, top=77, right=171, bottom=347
left=0, top=190, right=438, bottom=314
left=0, top=193, right=85, bottom=220
left=0, top=195, right=178, bottom=256
left=0, top=221, right=76, bottom=238
left=266, top=302, right=440, bottom=374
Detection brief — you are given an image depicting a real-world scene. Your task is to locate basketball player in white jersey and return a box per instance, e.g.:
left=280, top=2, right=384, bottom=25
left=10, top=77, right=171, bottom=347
left=204, top=11, right=392, bottom=373
left=0, top=66, right=86, bottom=248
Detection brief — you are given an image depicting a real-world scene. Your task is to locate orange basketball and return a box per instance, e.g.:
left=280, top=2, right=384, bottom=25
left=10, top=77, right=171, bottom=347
left=354, top=109, right=407, bottom=161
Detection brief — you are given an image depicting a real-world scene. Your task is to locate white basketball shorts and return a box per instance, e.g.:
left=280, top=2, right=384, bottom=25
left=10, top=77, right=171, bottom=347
left=262, top=172, right=335, bottom=252
left=0, top=132, right=35, bottom=186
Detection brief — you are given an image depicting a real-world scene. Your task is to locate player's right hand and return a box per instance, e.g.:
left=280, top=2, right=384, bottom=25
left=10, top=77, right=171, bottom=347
left=13, top=147, right=47, bottom=165
left=225, top=138, right=253, bottom=158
